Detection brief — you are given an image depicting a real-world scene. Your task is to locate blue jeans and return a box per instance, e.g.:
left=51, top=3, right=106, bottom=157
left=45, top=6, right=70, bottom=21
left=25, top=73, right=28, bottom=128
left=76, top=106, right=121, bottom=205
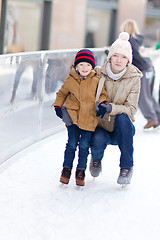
left=63, top=124, right=93, bottom=170
left=91, top=114, right=135, bottom=168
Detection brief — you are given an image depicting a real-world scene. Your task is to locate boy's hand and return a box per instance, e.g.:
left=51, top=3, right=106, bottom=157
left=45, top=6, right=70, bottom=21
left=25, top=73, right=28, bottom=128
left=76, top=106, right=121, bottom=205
left=96, top=101, right=112, bottom=118
left=54, top=106, right=62, bottom=118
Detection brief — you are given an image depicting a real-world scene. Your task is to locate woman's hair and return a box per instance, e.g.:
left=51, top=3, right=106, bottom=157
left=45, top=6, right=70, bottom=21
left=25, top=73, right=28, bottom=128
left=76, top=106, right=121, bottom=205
left=120, top=19, right=140, bottom=37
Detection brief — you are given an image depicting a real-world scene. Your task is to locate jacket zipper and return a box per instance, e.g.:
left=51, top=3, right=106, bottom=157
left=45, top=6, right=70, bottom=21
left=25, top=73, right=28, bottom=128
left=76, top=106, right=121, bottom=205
left=108, top=80, right=116, bottom=121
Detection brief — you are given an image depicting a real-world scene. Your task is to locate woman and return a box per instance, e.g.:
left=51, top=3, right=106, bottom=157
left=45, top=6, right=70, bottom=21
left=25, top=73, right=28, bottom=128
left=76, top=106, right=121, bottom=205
left=90, top=32, right=142, bottom=185
left=121, top=19, right=160, bottom=129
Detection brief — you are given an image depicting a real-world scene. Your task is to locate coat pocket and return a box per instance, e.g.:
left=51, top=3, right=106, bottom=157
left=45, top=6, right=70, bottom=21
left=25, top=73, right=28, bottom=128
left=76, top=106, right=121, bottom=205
left=65, top=95, right=80, bottom=110
left=98, top=114, right=115, bottom=132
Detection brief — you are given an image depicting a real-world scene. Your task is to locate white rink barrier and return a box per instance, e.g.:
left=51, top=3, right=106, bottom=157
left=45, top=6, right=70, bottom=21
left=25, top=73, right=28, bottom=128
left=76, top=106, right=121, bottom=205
left=0, top=48, right=159, bottom=164
left=0, top=48, right=107, bottom=164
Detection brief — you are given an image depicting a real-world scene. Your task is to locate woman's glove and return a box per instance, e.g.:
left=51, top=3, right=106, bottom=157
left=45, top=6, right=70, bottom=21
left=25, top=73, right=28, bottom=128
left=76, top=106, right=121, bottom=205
left=54, top=106, right=62, bottom=118
left=96, top=101, right=112, bottom=118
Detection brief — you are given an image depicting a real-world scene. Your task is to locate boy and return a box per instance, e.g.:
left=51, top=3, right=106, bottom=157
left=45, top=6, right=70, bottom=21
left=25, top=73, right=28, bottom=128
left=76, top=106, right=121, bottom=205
left=52, top=49, right=107, bottom=186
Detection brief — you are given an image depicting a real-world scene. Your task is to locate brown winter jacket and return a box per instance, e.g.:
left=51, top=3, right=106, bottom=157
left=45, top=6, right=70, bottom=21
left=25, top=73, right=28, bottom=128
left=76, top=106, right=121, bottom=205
left=96, top=62, right=143, bottom=132
left=52, top=65, right=108, bottom=131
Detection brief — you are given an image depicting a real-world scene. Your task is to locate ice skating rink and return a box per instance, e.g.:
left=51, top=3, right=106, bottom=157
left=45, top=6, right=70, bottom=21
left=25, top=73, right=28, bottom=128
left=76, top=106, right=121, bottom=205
left=0, top=109, right=160, bottom=240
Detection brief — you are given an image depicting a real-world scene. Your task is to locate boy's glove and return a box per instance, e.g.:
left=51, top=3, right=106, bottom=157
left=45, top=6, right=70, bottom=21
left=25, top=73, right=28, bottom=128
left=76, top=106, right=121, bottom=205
left=54, top=106, right=62, bottom=119
left=61, top=106, right=73, bottom=126
left=96, top=101, right=112, bottom=118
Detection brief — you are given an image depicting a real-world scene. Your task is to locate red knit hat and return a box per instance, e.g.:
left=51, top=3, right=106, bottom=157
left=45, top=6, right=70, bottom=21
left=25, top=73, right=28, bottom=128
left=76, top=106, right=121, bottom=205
left=74, top=49, right=96, bottom=69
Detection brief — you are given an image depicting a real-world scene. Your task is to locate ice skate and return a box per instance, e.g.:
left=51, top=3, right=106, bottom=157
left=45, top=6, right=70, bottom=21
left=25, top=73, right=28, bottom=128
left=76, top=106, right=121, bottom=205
left=89, top=156, right=102, bottom=178
left=60, top=168, right=71, bottom=184
left=75, top=169, right=85, bottom=186
left=117, top=168, right=133, bottom=186
left=144, top=120, right=159, bottom=130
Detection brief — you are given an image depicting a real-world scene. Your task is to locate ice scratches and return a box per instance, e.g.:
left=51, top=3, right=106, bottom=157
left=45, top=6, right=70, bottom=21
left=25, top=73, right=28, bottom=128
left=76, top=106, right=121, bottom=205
left=51, top=185, right=86, bottom=226
left=120, top=184, right=127, bottom=189
left=59, top=182, right=69, bottom=189
left=118, top=184, right=130, bottom=191
left=75, top=185, right=84, bottom=191
left=59, top=182, right=84, bottom=191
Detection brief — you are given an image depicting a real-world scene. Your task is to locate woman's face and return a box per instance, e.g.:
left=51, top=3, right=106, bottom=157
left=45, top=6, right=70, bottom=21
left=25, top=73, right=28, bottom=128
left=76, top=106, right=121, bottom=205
left=110, top=53, right=129, bottom=74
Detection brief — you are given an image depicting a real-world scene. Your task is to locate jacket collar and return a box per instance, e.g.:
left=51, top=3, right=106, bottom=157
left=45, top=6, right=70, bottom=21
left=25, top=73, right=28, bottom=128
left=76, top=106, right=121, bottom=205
left=100, top=61, right=142, bottom=80
left=101, top=61, right=108, bottom=76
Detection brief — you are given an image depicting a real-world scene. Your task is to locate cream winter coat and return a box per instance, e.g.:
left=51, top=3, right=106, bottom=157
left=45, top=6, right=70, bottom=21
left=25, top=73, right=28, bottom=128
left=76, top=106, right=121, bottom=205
left=52, top=65, right=108, bottom=131
left=96, top=61, right=143, bottom=132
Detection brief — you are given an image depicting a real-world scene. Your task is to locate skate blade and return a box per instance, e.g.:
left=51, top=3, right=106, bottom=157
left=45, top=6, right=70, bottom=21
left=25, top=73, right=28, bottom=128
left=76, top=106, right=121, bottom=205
left=119, top=183, right=131, bottom=190
left=120, top=184, right=127, bottom=188
left=59, top=182, right=69, bottom=188
left=144, top=125, right=160, bottom=132
left=76, top=185, right=84, bottom=191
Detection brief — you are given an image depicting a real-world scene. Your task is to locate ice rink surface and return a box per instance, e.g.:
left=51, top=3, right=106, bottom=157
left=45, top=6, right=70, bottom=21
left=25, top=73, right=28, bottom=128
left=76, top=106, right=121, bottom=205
left=0, top=109, right=160, bottom=240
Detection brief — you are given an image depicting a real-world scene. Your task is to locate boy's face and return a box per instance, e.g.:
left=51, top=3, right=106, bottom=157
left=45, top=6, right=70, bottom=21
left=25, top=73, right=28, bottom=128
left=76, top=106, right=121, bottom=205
left=76, top=62, right=92, bottom=77
left=110, top=53, right=129, bottom=74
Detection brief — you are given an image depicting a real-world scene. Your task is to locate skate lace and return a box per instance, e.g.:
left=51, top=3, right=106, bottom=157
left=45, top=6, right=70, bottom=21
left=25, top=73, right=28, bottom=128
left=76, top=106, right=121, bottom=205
left=76, top=170, right=85, bottom=180
left=92, top=161, right=101, bottom=168
left=62, top=168, right=71, bottom=178
left=120, top=168, right=130, bottom=177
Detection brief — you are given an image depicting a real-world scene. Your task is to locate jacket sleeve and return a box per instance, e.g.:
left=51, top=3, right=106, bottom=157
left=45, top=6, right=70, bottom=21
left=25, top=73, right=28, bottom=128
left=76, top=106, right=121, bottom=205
left=110, top=77, right=141, bottom=120
left=51, top=78, right=70, bottom=107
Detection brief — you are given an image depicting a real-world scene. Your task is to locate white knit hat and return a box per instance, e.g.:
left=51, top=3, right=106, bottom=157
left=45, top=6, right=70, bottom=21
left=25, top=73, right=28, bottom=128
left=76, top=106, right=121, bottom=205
left=107, top=32, right=132, bottom=64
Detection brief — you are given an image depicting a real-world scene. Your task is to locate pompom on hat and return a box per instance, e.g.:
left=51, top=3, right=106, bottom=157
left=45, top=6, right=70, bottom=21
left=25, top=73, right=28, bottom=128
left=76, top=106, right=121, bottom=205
left=74, top=49, right=96, bottom=69
left=107, top=32, right=133, bottom=64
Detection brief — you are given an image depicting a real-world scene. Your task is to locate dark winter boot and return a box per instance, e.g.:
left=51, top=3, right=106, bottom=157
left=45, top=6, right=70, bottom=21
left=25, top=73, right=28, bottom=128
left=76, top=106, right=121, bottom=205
left=117, top=168, right=133, bottom=185
left=75, top=169, right=85, bottom=186
left=89, top=156, right=102, bottom=177
left=60, top=168, right=71, bottom=184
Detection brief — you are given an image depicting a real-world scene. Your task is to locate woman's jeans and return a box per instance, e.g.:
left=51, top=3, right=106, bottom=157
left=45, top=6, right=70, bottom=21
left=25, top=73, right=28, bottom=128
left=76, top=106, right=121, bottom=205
left=91, top=114, right=135, bottom=168
left=63, top=124, right=93, bottom=170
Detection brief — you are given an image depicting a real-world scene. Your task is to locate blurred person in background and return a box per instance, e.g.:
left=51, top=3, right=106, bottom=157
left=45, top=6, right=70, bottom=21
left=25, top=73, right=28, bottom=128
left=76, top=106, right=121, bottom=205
left=5, top=4, right=24, bottom=53
left=121, top=19, right=160, bottom=129
left=156, top=28, right=160, bottom=50
left=155, top=28, right=160, bottom=106
left=4, top=5, right=17, bottom=53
